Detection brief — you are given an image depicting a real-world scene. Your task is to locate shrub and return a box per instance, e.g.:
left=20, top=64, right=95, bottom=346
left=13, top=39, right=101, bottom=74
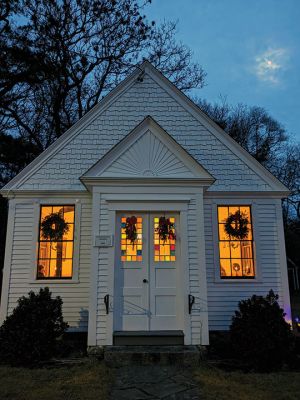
left=230, top=290, right=294, bottom=371
left=0, top=287, right=68, bottom=366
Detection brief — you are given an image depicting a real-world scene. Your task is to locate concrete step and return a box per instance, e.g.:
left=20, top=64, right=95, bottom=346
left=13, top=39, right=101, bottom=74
left=113, top=330, right=184, bottom=345
left=103, top=345, right=204, bottom=367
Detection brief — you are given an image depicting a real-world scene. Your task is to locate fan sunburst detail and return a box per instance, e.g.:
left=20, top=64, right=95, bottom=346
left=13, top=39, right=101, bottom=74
left=102, top=130, right=194, bottom=177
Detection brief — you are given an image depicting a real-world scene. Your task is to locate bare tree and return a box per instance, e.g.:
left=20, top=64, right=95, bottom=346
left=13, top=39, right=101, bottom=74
left=196, top=98, right=300, bottom=220
left=0, top=0, right=206, bottom=153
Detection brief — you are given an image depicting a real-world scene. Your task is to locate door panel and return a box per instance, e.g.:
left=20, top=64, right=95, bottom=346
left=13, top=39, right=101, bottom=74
left=114, top=212, right=181, bottom=331
left=149, top=214, right=180, bottom=330
left=114, top=213, right=149, bottom=331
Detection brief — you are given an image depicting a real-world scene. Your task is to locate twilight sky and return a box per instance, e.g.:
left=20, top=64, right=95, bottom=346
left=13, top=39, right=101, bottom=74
left=146, top=0, right=300, bottom=141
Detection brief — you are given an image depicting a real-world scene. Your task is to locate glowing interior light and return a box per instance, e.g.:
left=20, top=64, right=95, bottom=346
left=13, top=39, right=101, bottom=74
left=154, top=217, right=176, bottom=262
left=121, top=217, right=142, bottom=262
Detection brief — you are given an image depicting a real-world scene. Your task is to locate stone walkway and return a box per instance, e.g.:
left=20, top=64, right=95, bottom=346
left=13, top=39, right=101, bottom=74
left=109, top=366, right=200, bottom=399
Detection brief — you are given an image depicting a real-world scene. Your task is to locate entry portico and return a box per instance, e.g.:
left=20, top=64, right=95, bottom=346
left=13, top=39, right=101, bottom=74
left=82, top=116, right=214, bottom=346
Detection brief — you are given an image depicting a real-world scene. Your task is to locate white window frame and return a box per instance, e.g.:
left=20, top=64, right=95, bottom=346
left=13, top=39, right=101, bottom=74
left=29, top=198, right=82, bottom=284
left=212, top=199, right=262, bottom=283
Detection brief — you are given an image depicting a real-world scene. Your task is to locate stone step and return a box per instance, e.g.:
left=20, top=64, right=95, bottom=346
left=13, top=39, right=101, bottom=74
left=113, top=330, right=184, bottom=346
left=103, top=345, right=204, bottom=367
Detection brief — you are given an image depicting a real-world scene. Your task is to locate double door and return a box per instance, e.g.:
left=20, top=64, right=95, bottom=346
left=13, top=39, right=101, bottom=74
left=114, top=212, right=182, bottom=331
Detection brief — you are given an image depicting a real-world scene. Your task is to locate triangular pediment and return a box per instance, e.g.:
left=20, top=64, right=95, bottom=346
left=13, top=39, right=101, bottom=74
left=81, top=116, right=214, bottom=183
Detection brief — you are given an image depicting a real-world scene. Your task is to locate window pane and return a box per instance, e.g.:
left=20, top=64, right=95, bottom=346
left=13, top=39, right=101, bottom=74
left=240, top=206, right=251, bottom=222
left=231, top=260, right=242, bottom=277
left=230, top=241, right=241, bottom=258
left=37, top=205, right=74, bottom=279
left=38, top=241, right=51, bottom=259
left=61, top=259, right=73, bottom=277
left=242, top=259, right=255, bottom=277
left=246, top=225, right=252, bottom=240
left=154, top=217, right=176, bottom=262
left=37, top=260, right=50, bottom=278
left=64, top=206, right=75, bottom=223
left=52, top=206, right=64, bottom=214
left=229, top=206, right=239, bottom=215
left=220, top=259, right=231, bottom=277
left=219, top=242, right=230, bottom=258
left=41, top=206, right=52, bottom=219
left=241, top=241, right=253, bottom=259
left=63, top=223, right=74, bottom=241
left=218, top=207, right=228, bottom=223
left=121, top=216, right=142, bottom=262
left=218, top=224, right=228, bottom=241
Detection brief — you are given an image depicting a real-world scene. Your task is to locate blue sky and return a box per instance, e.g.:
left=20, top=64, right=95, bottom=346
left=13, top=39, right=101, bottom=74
left=146, top=0, right=300, bottom=141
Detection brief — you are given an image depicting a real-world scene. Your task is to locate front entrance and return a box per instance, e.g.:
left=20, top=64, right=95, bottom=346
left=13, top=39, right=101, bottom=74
left=114, top=212, right=183, bottom=332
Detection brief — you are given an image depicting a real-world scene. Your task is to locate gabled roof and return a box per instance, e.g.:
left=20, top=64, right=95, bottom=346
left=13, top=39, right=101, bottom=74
left=1, top=60, right=289, bottom=194
left=80, top=116, right=215, bottom=189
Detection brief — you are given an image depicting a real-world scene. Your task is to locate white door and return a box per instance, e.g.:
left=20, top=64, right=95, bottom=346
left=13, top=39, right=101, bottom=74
left=114, top=212, right=182, bottom=331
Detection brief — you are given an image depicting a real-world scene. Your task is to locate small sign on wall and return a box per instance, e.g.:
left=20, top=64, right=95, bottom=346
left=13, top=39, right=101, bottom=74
left=94, top=235, right=114, bottom=247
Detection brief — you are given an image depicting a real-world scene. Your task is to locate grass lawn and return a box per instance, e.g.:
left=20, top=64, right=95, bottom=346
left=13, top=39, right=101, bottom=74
left=194, top=363, right=300, bottom=400
left=0, top=360, right=300, bottom=400
left=0, top=361, right=113, bottom=400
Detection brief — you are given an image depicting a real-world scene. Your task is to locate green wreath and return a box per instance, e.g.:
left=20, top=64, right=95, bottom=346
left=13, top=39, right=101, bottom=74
left=224, top=210, right=249, bottom=240
left=125, top=216, right=138, bottom=245
left=41, top=212, right=69, bottom=241
left=156, top=217, right=176, bottom=243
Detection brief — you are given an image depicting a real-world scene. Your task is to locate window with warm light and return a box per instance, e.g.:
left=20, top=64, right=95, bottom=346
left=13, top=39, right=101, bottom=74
left=218, top=206, right=255, bottom=279
left=154, top=217, right=176, bottom=262
left=121, top=216, right=143, bottom=261
left=37, top=205, right=75, bottom=279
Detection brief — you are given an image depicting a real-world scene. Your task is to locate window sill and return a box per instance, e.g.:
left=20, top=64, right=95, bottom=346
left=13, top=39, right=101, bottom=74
left=214, top=277, right=262, bottom=284
left=29, top=279, right=79, bottom=284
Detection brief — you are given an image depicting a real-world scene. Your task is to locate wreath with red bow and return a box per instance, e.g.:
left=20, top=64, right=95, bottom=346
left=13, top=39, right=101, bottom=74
left=156, top=217, right=176, bottom=243
left=224, top=210, right=249, bottom=240
left=125, top=216, right=138, bottom=244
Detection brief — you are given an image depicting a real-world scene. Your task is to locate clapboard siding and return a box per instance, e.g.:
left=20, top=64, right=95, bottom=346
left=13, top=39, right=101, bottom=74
left=204, top=197, right=284, bottom=331
left=6, top=196, right=92, bottom=331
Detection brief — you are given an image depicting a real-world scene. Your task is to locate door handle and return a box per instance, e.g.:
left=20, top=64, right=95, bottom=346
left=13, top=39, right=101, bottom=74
left=143, top=279, right=148, bottom=283
left=188, top=294, right=195, bottom=314
left=104, top=294, right=109, bottom=314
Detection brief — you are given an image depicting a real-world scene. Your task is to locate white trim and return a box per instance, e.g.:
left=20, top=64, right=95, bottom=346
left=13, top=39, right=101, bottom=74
left=82, top=179, right=213, bottom=191
left=211, top=199, right=261, bottom=284
left=28, top=199, right=82, bottom=284
left=204, top=191, right=290, bottom=199
left=1, top=189, right=290, bottom=200
left=0, top=200, right=16, bottom=323
left=1, top=191, right=88, bottom=199
left=195, top=190, right=209, bottom=345
left=103, top=194, right=192, bottom=202
left=275, top=200, right=292, bottom=323
left=108, top=201, right=188, bottom=212
left=87, top=190, right=101, bottom=346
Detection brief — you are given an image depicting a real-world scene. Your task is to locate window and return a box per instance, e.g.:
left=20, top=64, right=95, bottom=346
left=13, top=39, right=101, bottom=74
left=154, top=217, right=176, bottom=262
left=218, top=206, right=255, bottom=279
left=121, top=216, right=143, bottom=261
left=37, top=205, right=75, bottom=279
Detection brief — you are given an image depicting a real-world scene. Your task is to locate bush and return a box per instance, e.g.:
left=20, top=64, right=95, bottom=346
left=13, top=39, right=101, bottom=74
left=230, top=290, right=294, bottom=371
left=0, top=287, right=68, bottom=366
